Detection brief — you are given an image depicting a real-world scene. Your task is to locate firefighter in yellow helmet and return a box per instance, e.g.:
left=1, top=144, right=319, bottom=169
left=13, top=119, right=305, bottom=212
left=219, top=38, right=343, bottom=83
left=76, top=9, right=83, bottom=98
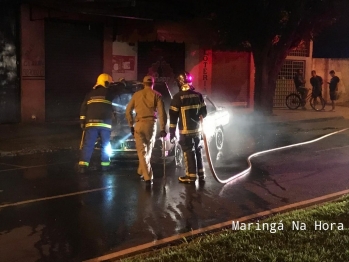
left=78, top=73, right=125, bottom=173
left=125, top=76, right=167, bottom=187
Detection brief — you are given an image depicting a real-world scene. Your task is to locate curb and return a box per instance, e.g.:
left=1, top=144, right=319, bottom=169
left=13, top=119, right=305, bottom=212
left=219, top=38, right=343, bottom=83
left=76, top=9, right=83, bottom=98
left=0, top=147, right=79, bottom=157
left=0, top=151, right=14, bottom=157
left=84, top=190, right=349, bottom=262
left=232, top=116, right=345, bottom=127
left=0, top=116, right=345, bottom=157
left=267, top=116, right=345, bottom=125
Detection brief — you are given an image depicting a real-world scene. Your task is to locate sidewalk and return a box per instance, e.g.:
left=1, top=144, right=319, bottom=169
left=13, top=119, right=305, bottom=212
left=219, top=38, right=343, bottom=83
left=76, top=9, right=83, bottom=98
left=0, top=106, right=348, bottom=157
left=0, top=121, right=82, bottom=156
left=229, top=105, right=349, bottom=125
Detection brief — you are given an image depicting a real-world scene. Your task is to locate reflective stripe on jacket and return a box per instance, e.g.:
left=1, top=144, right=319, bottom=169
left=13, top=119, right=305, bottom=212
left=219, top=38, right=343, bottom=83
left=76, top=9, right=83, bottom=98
left=80, top=84, right=123, bottom=128
left=169, top=88, right=207, bottom=135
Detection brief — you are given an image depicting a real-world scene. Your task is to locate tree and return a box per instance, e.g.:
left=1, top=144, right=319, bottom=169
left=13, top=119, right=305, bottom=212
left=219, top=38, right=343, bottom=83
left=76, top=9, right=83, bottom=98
left=202, top=0, right=344, bottom=115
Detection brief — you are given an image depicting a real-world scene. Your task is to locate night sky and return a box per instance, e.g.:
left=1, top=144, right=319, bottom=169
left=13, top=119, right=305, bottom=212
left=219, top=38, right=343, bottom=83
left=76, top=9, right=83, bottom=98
left=313, top=10, right=349, bottom=58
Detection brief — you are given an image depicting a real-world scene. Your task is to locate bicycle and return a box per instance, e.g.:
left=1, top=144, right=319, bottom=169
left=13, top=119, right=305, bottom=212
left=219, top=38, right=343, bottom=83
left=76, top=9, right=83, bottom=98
left=285, top=89, right=326, bottom=111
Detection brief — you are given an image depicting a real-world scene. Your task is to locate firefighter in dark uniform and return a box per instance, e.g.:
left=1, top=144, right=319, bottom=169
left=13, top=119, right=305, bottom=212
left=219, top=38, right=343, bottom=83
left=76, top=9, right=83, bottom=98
left=169, top=72, right=207, bottom=183
left=78, top=73, right=123, bottom=173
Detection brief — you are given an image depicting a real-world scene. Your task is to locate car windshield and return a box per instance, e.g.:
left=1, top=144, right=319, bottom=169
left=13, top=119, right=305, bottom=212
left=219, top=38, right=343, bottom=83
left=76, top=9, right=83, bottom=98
left=205, top=97, right=216, bottom=114
left=113, top=93, right=132, bottom=113
left=111, top=81, right=172, bottom=133
left=153, top=82, right=172, bottom=110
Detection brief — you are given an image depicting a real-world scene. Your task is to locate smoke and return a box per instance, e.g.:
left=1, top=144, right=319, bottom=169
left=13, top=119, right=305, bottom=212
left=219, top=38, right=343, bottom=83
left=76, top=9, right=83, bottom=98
left=209, top=105, right=300, bottom=171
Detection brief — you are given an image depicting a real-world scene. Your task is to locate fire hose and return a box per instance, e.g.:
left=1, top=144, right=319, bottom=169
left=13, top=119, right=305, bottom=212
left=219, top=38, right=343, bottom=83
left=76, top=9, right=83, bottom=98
left=200, top=115, right=349, bottom=184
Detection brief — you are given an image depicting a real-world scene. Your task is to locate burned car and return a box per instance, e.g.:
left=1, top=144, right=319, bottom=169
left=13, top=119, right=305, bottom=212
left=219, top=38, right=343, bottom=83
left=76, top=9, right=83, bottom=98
left=98, top=81, right=230, bottom=166
left=104, top=81, right=182, bottom=166
left=201, top=95, right=230, bottom=160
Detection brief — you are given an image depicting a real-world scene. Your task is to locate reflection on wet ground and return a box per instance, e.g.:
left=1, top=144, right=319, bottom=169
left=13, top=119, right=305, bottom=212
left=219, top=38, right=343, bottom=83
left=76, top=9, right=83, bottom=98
left=1, top=124, right=349, bottom=261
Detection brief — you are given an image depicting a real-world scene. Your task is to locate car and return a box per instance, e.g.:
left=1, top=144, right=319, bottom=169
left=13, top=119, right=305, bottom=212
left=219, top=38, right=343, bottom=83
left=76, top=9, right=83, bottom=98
left=97, top=81, right=230, bottom=166
left=103, top=80, right=182, bottom=166
left=201, top=95, right=230, bottom=161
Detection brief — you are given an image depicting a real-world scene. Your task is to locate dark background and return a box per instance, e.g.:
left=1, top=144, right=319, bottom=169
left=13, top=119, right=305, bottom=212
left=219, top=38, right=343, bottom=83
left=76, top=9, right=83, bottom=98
left=313, top=8, right=349, bottom=58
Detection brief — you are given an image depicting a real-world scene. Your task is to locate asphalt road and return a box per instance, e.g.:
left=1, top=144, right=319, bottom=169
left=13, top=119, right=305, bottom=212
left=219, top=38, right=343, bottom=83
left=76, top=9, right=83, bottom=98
left=1, top=118, right=349, bottom=261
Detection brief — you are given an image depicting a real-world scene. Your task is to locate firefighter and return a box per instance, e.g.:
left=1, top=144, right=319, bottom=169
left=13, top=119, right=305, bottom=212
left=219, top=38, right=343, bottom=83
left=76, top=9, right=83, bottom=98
left=78, top=73, right=124, bottom=173
left=169, top=71, right=207, bottom=183
left=125, top=76, right=167, bottom=187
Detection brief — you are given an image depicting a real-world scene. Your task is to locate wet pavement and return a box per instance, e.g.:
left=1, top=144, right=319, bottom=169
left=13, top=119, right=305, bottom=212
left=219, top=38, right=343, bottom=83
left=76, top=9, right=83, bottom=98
left=1, top=118, right=349, bottom=261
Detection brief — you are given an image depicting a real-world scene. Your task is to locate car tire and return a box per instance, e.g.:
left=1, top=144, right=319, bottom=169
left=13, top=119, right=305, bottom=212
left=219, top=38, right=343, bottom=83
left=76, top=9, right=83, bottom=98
left=174, top=143, right=183, bottom=167
left=215, top=127, right=224, bottom=151
left=207, top=127, right=224, bottom=164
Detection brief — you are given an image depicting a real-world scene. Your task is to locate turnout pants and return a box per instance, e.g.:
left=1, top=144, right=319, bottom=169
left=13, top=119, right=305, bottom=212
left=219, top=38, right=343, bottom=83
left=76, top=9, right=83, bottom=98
left=134, top=120, right=156, bottom=181
left=179, top=134, right=204, bottom=178
left=79, top=127, right=111, bottom=167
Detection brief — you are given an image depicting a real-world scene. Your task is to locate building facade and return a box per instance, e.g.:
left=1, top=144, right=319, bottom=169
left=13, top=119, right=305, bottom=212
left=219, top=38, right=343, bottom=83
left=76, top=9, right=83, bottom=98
left=274, top=41, right=313, bottom=108
left=5, top=2, right=335, bottom=123
left=2, top=3, right=253, bottom=123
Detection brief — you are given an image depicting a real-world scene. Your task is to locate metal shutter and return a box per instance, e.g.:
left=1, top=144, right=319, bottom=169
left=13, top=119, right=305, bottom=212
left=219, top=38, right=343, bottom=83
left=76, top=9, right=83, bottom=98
left=0, top=4, right=20, bottom=123
left=45, top=19, right=103, bottom=121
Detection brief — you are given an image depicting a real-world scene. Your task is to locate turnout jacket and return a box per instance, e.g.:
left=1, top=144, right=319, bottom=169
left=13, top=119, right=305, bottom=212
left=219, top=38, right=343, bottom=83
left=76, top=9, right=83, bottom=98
left=80, top=84, right=123, bottom=129
left=125, top=86, right=167, bottom=131
left=169, top=86, right=207, bottom=135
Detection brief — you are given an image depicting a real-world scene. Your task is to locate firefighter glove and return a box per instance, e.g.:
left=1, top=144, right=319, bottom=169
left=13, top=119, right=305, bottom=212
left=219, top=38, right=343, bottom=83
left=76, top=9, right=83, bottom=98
left=170, top=133, right=176, bottom=144
left=80, top=124, right=85, bottom=130
left=159, top=130, right=167, bottom=138
left=130, top=127, right=135, bottom=136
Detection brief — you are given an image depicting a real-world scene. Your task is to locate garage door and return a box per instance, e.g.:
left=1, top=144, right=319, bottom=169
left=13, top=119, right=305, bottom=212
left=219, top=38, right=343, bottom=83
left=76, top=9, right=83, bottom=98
left=45, top=19, right=103, bottom=121
left=0, top=4, right=20, bottom=123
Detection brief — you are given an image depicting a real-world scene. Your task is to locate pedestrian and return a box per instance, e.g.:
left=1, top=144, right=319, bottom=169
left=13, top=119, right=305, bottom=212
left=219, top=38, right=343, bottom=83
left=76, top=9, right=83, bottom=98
left=78, top=73, right=124, bottom=173
left=293, top=69, right=309, bottom=110
left=310, top=70, right=323, bottom=108
left=125, top=75, right=167, bottom=187
left=310, top=70, right=323, bottom=98
left=169, top=71, right=207, bottom=184
left=328, top=70, right=340, bottom=112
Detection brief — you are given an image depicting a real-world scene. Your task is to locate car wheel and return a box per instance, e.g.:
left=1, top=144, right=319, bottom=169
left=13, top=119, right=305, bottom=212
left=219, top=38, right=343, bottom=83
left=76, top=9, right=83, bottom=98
left=174, top=144, right=183, bottom=167
left=215, top=127, right=224, bottom=151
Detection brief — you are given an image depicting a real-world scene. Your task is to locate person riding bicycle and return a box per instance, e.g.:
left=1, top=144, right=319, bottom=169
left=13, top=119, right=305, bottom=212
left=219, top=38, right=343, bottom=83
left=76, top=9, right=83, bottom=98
left=293, top=69, right=308, bottom=110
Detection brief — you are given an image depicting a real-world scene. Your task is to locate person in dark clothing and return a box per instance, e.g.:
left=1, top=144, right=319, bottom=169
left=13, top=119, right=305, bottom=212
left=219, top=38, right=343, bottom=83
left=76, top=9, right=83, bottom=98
left=328, top=70, right=340, bottom=111
left=293, top=69, right=309, bottom=109
left=78, top=73, right=124, bottom=173
left=310, top=70, right=323, bottom=98
left=169, top=71, right=207, bottom=184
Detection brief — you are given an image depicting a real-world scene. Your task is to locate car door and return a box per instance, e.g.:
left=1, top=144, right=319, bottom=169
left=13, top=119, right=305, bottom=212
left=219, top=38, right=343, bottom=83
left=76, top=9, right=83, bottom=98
left=202, top=96, right=218, bottom=138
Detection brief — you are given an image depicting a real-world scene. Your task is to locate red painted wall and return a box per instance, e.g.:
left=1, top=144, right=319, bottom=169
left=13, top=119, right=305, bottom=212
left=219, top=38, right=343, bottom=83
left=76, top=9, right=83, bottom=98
left=20, top=4, right=45, bottom=122
left=211, top=51, right=250, bottom=105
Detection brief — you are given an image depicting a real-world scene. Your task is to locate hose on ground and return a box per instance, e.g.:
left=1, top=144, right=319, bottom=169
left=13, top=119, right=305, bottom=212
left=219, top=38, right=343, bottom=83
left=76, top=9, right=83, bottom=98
left=200, top=115, right=349, bottom=184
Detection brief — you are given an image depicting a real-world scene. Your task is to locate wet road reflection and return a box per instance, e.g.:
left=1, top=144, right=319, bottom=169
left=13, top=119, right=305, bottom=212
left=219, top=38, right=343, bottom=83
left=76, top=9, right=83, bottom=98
left=1, top=124, right=349, bottom=261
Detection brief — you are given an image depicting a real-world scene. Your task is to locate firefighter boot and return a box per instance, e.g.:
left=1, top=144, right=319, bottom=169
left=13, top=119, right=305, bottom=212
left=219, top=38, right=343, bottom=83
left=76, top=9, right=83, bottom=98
left=178, top=176, right=197, bottom=183
left=198, top=174, right=206, bottom=183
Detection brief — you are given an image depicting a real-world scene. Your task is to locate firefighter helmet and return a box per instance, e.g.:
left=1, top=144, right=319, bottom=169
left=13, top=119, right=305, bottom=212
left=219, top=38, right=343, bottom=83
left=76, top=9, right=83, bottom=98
left=175, top=71, right=192, bottom=89
left=94, top=73, right=113, bottom=88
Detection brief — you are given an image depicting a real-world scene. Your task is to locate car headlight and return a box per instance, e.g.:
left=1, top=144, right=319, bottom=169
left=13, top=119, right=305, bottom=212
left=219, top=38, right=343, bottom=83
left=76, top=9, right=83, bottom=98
left=203, top=117, right=216, bottom=137
left=105, top=142, right=113, bottom=157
